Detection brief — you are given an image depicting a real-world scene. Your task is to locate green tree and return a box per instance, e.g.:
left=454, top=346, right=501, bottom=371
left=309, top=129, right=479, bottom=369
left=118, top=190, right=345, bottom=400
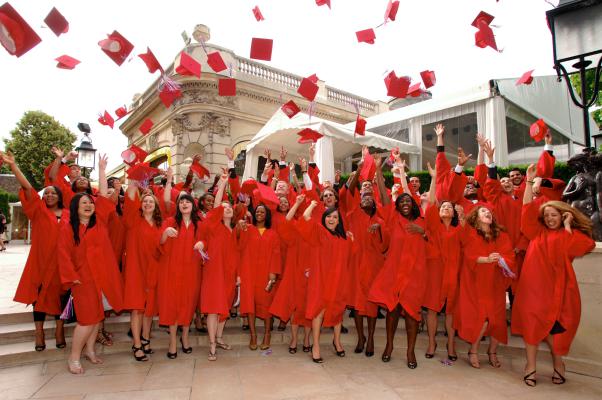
left=569, top=69, right=602, bottom=128
left=3, top=111, right=77, bottom=190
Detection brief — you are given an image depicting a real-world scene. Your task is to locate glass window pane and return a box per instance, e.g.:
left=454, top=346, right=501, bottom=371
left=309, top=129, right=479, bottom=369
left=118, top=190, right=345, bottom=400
left=421, top=113, right=478, bottom=170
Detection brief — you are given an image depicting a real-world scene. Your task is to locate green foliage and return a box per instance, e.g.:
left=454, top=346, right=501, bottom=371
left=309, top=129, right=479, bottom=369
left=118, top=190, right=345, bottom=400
left=3, top=111, right=77, bottom=190
left=0, top=189, right=18, bottom=224
left=569, top=70, right=602, bottom=128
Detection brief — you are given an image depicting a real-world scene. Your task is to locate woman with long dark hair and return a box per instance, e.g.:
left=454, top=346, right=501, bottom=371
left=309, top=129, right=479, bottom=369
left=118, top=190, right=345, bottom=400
left=455, top=205, right=514, bottom=370
left=57, top=154, right=124, bottom=374
left=369, top=157, right=428, bottom=369
left=238, top=202, right=282, bottom=351
left=298, top=201, right=353, bottom=363
left=3, top=151, right=69, bottom=352
left=158, top=191, right=202, bottom=359
left=512, top=164, right=595, bottom=387
left=122, top=178, right=166, bottom=361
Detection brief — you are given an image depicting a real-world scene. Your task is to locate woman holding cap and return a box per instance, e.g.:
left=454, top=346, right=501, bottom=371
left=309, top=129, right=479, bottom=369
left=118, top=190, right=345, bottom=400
left=455, top=205, right=514, bottom=370
left=298, top=201, right=353, bottom=363
left=158, top=191, right=203, bottom=359
left=3, top=151, right=70, bottom=352
left=237, top=202, right=282, bottom=351
left=57, top=154, right=124, bottom=374
left=512, top=164, right=595, bottom=387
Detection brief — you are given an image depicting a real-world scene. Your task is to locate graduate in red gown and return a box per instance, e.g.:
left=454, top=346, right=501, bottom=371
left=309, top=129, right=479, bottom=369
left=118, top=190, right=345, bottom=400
left=298, top=200, right=353, bottom=363
left=238, top=202, right=281, bottom=351
left=512, top=164, right=595, bottom=387
left=269, top=194, right=313, bottom=353
left=57, top=155, right=124, bottom=374
left=159, top=191, right=203, bottom=359
left=369, top=156, right=428, bottom=369
left=122, top=178, right=165, bottom=361
left=3, top=152, right=69, bottom=352
left=455, top=205, right=515, bottom=370
left=422, top=162, right=465, bottom=362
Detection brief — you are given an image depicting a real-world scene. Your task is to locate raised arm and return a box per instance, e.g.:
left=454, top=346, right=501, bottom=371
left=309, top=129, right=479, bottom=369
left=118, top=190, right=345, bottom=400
left=395, top=157, right=411, bottom=196
left=48, top=146, right=64, bottom=183
left=213, top=170, right=229, bottom=206
left=303, top=199, right=318, bottom=221
left=375, top=157, right=390, bottom=206
left=126, top=179, right=139, bottom=200
left=1, top=152, right=33, bottom=196
left=163, top=168, right=173, bottom=214
left=522, top=164, right=537, bottom=205
left=286, top=193, right=305, bottom=221
left=98, top=154, right=109, bottom=197
left=427, top=162, right=437, bottom=205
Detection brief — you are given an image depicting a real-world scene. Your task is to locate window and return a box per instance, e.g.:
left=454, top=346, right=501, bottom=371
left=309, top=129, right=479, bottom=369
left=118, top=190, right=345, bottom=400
left=370, top=122, right=410, bottom=143
left=421, top=113, right=479, bottom=170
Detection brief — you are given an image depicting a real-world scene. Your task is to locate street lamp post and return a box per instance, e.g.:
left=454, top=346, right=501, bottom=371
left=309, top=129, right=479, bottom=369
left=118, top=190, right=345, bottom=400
left=75, top=123, right=97, bottom=178
left=546, top=0, right=602, bottom=149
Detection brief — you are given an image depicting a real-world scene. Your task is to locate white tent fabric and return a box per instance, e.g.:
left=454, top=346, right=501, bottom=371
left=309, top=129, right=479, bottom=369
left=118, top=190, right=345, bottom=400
left=243, top=110, right=420, bottom=182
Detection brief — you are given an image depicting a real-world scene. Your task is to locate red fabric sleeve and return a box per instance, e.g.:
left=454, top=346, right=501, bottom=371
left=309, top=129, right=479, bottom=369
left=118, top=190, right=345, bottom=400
left=123, top=192, right=141, bottom=229
left=474, top=164, right=487, bottom=188
left=483, top=178, right=502, bottom=205
left=269, top=232, right=282, bottom=275
left=566, top=231, right=595, bottom=260
left=536, top=150, right=555, bottom=179
left=520, top=201, right=543, bottom=241
left=94, top=195, right=115, bottom=225
left=57, top=225, right=80, bottom=285
left=435, top=151, right=453, bottom=202
left=278, top=165, right=290, bottom=181
left=228, top=175, right=241, bottom=200
left=448, top=172, right=468, bottom=204
left=19, top=188, right=42, bottom=221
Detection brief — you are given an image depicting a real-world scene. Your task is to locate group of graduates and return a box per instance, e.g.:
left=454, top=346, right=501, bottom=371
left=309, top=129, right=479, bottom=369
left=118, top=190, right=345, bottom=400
left=2, top=123, right=595, bottom=388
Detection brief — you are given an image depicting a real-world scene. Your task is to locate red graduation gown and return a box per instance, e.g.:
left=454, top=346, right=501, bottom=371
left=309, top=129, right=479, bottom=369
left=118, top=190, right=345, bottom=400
left=511, top=202, right=595, bottom=355
left=13, top=188, right=69, bottom=315
left=423, top=205, right=463, bottom=313
left=368, top=204, right=427, bottom=321
left=121, top=194, right=162, bottom=315
left=454, top=227, right=515, bottom=344
left=58, top=196, right=124, bottom=325
left=158, top=217, right=202, bottom=326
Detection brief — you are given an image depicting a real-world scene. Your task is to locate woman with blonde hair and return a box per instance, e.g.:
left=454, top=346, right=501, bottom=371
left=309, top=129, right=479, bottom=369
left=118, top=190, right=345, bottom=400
left=512, top=164, right=595, bottom=387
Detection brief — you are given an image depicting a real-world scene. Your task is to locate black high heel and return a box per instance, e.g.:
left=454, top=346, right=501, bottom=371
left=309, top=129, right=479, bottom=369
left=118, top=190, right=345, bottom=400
left=312, top=356, right=324, bottom=363
left=552, top=366, right=566, bottom=385
left=141, top=336, right=154, bottom=354
left=303, top=345, right=312, bottom=353
left=132, top=346, right=148, bottom=362
left=180, top=337, right=192, bottom=354
left=332, top=341, right=345, bottom=357
left=446, top=343, right=457, bottom=361
left=354, top=337, right=365, bottom=354
left=425, top=344, right=437, bottom=359
left=524, top=370, right=536, bottom=387
left=166, top=351, right=177, bottom=359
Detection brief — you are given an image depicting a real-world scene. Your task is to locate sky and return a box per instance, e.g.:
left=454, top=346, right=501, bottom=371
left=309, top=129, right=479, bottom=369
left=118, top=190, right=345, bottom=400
left=0, top=0, right=560, bottom=173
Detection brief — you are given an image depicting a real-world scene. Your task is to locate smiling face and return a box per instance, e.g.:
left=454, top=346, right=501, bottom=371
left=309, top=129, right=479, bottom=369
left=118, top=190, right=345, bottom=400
left=322, top=189, right=337, bottom=208
left=275, top=180, right=289, bottom=196
left=500, top=177, right=514, bottom=194
left=409, top=177, right=420, bottom=192
left=178, top=198, right=193, bottom=215
left=477, top=207, right=493, bottom=226
left=77, top=195, right=95, bottom=220
left=202, top=194, right=215, bottom=211
left=543, top=206, right=562, bottom=230
left=360, top=195, right=374, bottom=211
left=360, top=181, right=373, bottom=196
left=222, top=202, right=233, bottom=218
left=68, top=165, right=81, bottom=181
left=141, top=194, right=156, bottom=214
left=439, top=201, right=454, bottom=219
left=254, top=205, right=267, bottom=223
left=278, top=196, right=289, bottom=213
left=464, top=183, right=478, bottom=198
left=43, top=187, right=59, bottom=208
left=324, top=210, right=340, bottom=231
left=74, top=177, right=90, bottom=192
left=396, top=195, right=413, bottom=217
left=509, top=170, right=523, bottom=186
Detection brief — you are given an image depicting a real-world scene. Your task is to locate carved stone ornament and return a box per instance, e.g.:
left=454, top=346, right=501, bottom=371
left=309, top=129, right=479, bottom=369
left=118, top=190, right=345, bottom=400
left=175, top=82, right=236, bottom=108
left=177, top=112, right=231, bottom=138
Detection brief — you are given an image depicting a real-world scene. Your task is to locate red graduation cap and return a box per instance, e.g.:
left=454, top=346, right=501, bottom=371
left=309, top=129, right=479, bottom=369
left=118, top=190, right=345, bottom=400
left=516, top=69, right=534, bottom=85
left=190, top=159, right=210, bottom=179
left=121, top=144, right=148, bottom=166
left=250, top=38, right=273, bottom=61
left=176, top=51, right=201, bottom=78
left=420, top=70, right=436, bottom=88
left=385, top=0, right=400, bottom=22
left=98, top=30, right=134, bottom=66
left=115, top=106, right=128, bottom=120
left=207, top=51, right=227, bottom=73
left=44, top=7, right=68, bottom=37
left=475, top=24, right=498, bottom=51
left=384, top=71, right=410, bottom=98
left=530, top=119, right=548, bottom=142
left=55, top=55, right=80, bottom=69
left=297, top=77, right=319, bottom=101
left=355, top=115, right=366, bottom=136
left=138, top=47, right=163, bottom=74
left=159, top=85, right=181, bottom=108
left=0, top=3, right=42, bottom=57
left=408, top=83, right=423, bottom=97
left=139, top=118, right=154, bottom=135
left=241, top=179, right=258, bottom=195
left=281, top=100, right=300, bottom=118
left=254, top=183, right=280, bottom=207
left=356, top=28, right=376, bottom=44
left=218, top=78, right=236, bottom=96
left=252, top=6, right=264, bottom=21
left=127, top=162, right=160, bottom=182
left=316, top=0, right=331, bottom=9
left=307, top=73, right=319, bottom=84
left=297, top=128, right=323, bottom=144
left=98, top=111, right=114, bottom=129
left=471, top=11, right=495, bottom=28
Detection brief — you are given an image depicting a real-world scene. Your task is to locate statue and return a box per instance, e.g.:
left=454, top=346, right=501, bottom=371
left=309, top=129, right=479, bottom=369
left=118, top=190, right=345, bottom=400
left=562, top=148, right=602, bottom=241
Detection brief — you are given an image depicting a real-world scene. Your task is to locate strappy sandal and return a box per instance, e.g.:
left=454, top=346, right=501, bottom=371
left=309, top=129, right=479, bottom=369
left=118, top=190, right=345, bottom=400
left=34, top=330, right=46, bottom=351
left=487, top=351, right=501, bottom=368
left=249, top=334, right=258, bottom=351
left=446, top=343, right=457, bottom=361
left=303, top=345, right=312, bottom=353
left=84, top=352, right=103, bottom=364
left=208, top=342, right=217, bottom=361
left=524, top=370, right=537, bottom=387
left=468, top=351, right=480, bottom=369
left=425, top=344, right=437, bottom=359
left=96, top=331, right=113, bottom=346
left=552, top=366, right=566, bottom=384
left=216, top=336, right=232, bottom=350
left=141, top=336, right=154, bottom=354
left=259, top=334, right=271, bottom=350
left=132, top=346, right=148, bottom=362
left=67, top=359, right=84, bottom=374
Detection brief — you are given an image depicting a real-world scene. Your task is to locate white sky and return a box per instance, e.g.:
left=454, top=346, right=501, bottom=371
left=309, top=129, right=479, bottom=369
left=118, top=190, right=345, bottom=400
left=1, top=0, right=559, bottom=173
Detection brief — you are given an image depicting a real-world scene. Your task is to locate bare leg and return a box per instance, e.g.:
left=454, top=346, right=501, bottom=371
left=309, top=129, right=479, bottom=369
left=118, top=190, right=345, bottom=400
left=68, top=323, right=96, bottom=373
left=248, top=313, right=257, bottom=350
left=405, top=314, right=419, bottom=368
left=444, top=313, right=457, bottom=359
left=333, top=323, right=344, bottom=353
left=207, top=314, right=218, bottom=356
left=426, top=309, right=438, bottom=356
left=55, top=319, right=65, bottom=346
left=84, top=323, right=103, bottom=364
left=181, top=322, right=191, bottom=349
left=469, top=321, right=489, bottom=368
left=142, top=316, right=153, bottom=341
left=382, top=305, right=400, bottom=361
left=311, top=310, right=325, bottom=360
left=261, top=317, right=273, bottom=349
left=130, top=310, right=144, bottom=358
left=290, top=323, right=299, bottom=349
left=168, top=324, right=177, bottom=354
left=303, top=327, right=311, bottom=348
left=366, top=317, right=376, bottom=356
left=544, top=335, right=566, bottom=383
left=353, top=313, right=365, bottom=352
left=487, top=336, right=501, bottom=368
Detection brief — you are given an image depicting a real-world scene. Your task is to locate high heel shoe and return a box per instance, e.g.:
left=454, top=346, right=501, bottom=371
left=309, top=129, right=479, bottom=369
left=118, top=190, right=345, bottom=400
left=84, top=352, right=103, bottom=364
left=468, top=351, right=480, bottom=369
left=141, top=336, right=154, bottom=354
left=132, top=346, right=148, bottom=362
left=302, top=345, right=312, bottom=353
left=487, top=351, right=501, bottom=368
left=425, top=343, right=437, bottom=359
left=332, top=341, right=345, bottom=357
left=446, top=343, right=457, bottom=361
left=166, top=350, right=177, bottom=359
left=354, top=337, right=365, bottom=354
left=552, top=364, right=566, bottom=385
left=67, top=359, right=84, bottom=374
left=249, top=334, right=258, bottom=351
left=524, top=370, right=536, bottom=387
left=180, top=337, right=192, bottom=354
left=208, top=342, right=217, bottom=362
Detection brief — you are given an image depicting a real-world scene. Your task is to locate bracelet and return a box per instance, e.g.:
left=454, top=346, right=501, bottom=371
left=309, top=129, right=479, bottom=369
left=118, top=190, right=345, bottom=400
left=527, top=180, right=535, bottom=184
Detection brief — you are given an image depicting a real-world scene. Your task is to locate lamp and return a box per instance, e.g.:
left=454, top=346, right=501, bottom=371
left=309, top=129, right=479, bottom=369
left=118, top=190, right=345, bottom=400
left=593, top=131, right=602, bottom=149
left=75, top=123, right=97, bottom=177
left=546, top=0, right=602, bottom=149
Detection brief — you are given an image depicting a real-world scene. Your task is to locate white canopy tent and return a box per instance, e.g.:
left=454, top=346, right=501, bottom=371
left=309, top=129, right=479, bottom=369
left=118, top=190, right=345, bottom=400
left=242, top=110, right=420, bottom=182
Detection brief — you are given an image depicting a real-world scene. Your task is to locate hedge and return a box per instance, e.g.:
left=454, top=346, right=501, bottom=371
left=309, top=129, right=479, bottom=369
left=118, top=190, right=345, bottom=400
left=0, top=189, right=19, bottom=224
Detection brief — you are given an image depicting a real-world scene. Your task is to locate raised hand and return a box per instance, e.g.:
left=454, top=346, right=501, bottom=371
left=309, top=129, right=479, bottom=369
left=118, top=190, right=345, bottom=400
left=335, top=169, right=341, bottom=183
left=263, top=160, right=273, bottom=175
left=476, top=133, right=487, bottom=147
left=166, top=167, right=173, bottom=181
left=280, top=146, right=288, bottom=162
left=99, top=153, right=108, bottom=171
left=263, top=148, right=272, bottom=161
left=482, top=140, right=495, bottom=163
left=295, top=194, right=306, bottom=205
left=457, top=147, right=472, bottom=166
left=426, top=161, right=436, bottom=178
left=66, top=150, right=78, bottom=162
left=225, top=148, right=234, bottom=161
left=434, top=123, right=444, bottom=137
left=0, top=151, right=15, bottom=166
left=51, top=146, right=64, bottom=159
left=562, top=212, right=573, bottom=234
left=308, top=143, right=315, bottom=161
left=525, top=164, right=536, bottom=181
